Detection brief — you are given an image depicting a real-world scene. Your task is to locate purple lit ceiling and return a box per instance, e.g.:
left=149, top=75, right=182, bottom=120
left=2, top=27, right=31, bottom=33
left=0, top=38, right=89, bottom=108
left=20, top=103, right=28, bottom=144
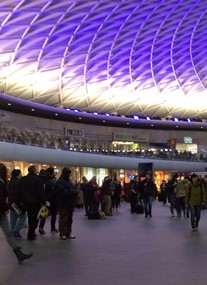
left=0, top=0, right=207, bottom=120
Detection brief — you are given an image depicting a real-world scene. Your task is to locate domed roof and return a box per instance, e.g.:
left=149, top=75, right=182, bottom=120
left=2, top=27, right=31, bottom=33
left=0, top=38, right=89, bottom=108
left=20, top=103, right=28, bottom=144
left=0, top=1, right=207, bottom=120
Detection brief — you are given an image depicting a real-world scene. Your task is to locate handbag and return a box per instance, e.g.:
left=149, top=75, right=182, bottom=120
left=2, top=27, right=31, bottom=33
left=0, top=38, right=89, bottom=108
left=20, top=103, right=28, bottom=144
left=37, top=205, right=50, bottom=219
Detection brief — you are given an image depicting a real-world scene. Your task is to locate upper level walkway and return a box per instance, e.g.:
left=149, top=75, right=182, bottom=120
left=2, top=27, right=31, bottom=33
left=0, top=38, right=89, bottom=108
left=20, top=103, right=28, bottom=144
left=0, top=123, right=203, bottom=162
left=1, top=201, right=207, bottom=285
left=1, top=140, right=207, bottom=171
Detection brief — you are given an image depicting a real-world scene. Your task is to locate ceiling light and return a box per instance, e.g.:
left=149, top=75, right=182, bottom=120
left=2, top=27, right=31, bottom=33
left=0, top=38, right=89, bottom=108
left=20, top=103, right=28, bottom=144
left=174, top=118, right=179, bottom=122
left=133, top=115, right=139, bottom=120
left=146, top=116, right=150, bottom=121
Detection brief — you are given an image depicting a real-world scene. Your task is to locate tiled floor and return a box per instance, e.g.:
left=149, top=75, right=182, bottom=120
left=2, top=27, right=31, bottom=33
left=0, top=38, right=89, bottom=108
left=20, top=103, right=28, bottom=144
left=1, top=201, right=207, bottom=285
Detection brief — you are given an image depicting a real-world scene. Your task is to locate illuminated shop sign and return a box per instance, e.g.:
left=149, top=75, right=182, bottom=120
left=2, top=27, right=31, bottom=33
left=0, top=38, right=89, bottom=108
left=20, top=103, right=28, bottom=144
left=63, top=128, right=84, bottom=137
left=113, top=133, right=148, bottom=142
left=184, top=137, right=192, bottom=143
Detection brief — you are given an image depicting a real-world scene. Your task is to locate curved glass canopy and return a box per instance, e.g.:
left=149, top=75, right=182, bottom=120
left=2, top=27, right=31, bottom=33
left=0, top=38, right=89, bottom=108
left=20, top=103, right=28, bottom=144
left=0, top=0, right=207, bottom=120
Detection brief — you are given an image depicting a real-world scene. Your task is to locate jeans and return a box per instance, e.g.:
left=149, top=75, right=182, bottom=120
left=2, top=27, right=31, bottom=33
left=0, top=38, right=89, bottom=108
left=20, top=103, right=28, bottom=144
left=0, top=213, right=17, bottom=249
left=190, top=205, right=201, bottom=229
left=143, top=196, right=153, bottom=217
left=10, top=210, right=27, bottom=233
left=176, top=197, right=186, bottom=217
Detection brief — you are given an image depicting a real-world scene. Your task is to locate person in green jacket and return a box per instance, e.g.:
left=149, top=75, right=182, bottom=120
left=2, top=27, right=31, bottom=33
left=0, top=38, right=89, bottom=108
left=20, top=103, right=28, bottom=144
left=185, top=173, right=206, bottom=231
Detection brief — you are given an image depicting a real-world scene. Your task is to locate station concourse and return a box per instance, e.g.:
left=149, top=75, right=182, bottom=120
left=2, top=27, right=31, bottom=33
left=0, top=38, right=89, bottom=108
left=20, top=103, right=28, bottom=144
left=1, top=201, right=207, bottom=285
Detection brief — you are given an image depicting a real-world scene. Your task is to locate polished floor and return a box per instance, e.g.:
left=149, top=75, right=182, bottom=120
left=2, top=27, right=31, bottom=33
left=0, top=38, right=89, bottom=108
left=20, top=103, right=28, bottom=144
left=1, top=201, right=207, bottom=285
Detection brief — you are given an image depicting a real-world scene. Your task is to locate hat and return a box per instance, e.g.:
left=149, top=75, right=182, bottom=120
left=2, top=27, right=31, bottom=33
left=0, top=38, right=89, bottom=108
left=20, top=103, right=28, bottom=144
left=62, top=167, right=71, bottom=176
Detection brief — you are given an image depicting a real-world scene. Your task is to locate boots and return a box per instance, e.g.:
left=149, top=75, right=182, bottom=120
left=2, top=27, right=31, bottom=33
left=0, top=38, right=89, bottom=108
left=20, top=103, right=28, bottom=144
left=13, top=247, right=33, bottom=263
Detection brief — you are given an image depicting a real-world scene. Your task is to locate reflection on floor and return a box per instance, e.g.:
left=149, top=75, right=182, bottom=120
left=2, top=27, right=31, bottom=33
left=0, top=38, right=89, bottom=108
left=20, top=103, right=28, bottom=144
left=1, top=201, right=207, bottom=285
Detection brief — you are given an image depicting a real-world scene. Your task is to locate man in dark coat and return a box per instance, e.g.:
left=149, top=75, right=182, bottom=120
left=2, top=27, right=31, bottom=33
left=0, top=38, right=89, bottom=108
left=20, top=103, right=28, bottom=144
left=140, top=174, right=155, bottom=218
left=18, top=165, right=45, bottom=240
left=55, top=167, right=77, bottom=240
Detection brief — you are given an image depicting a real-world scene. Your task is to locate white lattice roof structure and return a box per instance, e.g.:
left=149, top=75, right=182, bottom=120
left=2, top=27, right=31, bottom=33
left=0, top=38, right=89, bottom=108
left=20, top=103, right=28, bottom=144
left=0, top=0, right=207, bottom=120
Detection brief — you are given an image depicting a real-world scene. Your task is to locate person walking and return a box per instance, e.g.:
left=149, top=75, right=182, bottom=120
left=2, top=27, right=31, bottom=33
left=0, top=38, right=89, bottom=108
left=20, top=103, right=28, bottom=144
left=8, top=169, right=27, bottom=238
left=176, top=177, right=189, bottom=218
left=18, top=165, right=45, bottom=240
left=129, top=176, right=139, bottom=214
left=55, top=167, right=77, bottom=240
left=160, top=179, right=167, bottom=204
left=0, top=163, right=33, bottom=263
left=140, top=174, right=155, bottom=218
left=185, top=173, right=206, bottom=231
left=167, top=174, right=178, bottom=217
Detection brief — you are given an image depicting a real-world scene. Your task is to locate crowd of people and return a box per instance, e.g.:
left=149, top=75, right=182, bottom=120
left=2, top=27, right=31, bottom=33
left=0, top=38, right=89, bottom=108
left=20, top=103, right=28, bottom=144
left=159, top=173, right=206, bottom=231
left=0, top=163, right=126, bottom=263
left=1, top=162, right=207, bottom=264
left=120, top=172, right=207, bottom=232
left=0, top=163, right=78, bottom=263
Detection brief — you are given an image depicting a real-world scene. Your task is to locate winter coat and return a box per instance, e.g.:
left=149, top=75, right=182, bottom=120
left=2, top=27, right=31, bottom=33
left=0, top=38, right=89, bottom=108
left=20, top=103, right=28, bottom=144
left=7, top=176, right=21, bottom=206
left=141, top=179, right=155, bottom=198
left=176, top=179, right=189, bottom=198
left=19, top=173, right=45, bottom=207
left=185, top=182, right=206, bottom=206
left=44, top=176, right=57, bottom=203
left=0, top=178, right=8, bottom=215
left=87, top=180, right=100, bottom=203
left=55, top=176, right=77, bottom=209
left=102, top=179, right=115, bottom=196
